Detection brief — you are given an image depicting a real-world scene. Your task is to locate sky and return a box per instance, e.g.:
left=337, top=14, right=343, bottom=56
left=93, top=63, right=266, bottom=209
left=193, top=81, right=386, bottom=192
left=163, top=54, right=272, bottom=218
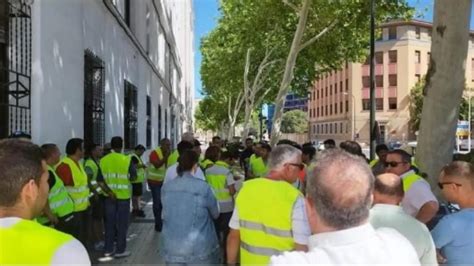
left=192, top=0, right=474, bottom=100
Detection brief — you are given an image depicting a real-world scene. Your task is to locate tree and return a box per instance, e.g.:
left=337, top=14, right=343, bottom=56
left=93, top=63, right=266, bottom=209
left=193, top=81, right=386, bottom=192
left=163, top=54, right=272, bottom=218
left=281, top=110, right=308, bottom=133
left=416, top=0, right=472, bottom=194
left=409, top=79, right=469, bottom=132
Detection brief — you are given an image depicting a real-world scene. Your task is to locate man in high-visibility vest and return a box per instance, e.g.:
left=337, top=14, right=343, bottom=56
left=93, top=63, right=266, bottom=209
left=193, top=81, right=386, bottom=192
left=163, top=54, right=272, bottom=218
left=148, top=138, right=171, bottom=232
left=131, top=144, right=147, bottom=218
left=385, top=149, right=439, bottom=224
left=248, top=142, right=271, bottom=179
left=56, top=138, right=90, bottom=246
left=36, top=144, right=75, bottom=236
left=167, top=132, right=195, bottom=166
left=205, top=150, right=237, bottom=260
left=100, top=136, right=136, bottom=258
left=227, top=144, right=310, bottom=265
left=201, top=145, right=220, bottom=170
left=0, top=139, right=90, bottom=265
left=369, top=144, right=389, bottom=176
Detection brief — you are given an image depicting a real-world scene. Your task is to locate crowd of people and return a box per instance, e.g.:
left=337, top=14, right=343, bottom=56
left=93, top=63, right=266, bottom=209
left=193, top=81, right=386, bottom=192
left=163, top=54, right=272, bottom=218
left=0, top=132, right=473, bottom=266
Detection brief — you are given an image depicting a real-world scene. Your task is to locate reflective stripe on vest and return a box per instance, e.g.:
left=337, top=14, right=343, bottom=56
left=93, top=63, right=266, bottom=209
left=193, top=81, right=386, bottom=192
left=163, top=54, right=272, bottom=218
left=47, top=167, right=74, bottom=217
left=167, top=150, right=179, bottom=166
left=61, top=157, right=90, bottom=212
left=0, top=219, right=73, bottom=264
left=250, top=156, right=267, bottom=177
left=147, top=147, right=166, bottom=181
left=100, top=152, right=132, bottom=200
left=84, top=158, right=106, bottom=195
left=205, top=161, right=232, bottom=205
left=130, top=153, right=145, bottom=184
left=236, top=178, right=300, bottom=264
left=403, top=173, right=424, bottom=192
left=200, top=159, right=214, bottom=170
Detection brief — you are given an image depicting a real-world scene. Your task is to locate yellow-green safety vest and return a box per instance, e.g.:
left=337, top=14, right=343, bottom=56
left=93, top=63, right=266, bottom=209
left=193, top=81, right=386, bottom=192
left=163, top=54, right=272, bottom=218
left=84, top=158, right=106, bottom=196
left=403, top=172, right=426, bottom=192
left=37, top=166, right=75, bottom=224
left=236, top=178, right=300, bottom=265
left=205, top=161, right=233, bottom=207
left=62, top=157, right=90, bottom=212
left=100, top=152, right=132, bottom=200
left=148, top=147, right=167, bottom=182
left=130, top=153, right=145, bottom=184
left=0, top=219, right=74, bottom=264
left=200, top=158, right=214, bottom=170
left=250, top=155, right=267, bottom=178
left=168, top=150, right=179, bottom=166
left=369, top=159, right=379, bottom=168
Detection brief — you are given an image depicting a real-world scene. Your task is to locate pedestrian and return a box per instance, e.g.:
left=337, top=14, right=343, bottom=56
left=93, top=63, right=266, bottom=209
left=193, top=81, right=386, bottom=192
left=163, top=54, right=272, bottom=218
left=227, top=144, right=310, bottom=265
left=323, top=139, right=336, bottom=150
left=212, top=136, right=223, bottom=149
left=301, top=144, right=317, bottom=193
left=131, top=144, right=147, bottom=218
left=193, top=139, right=203, bottom=161
left=83, top=143, right=110, bottom=251
left=239, top=138, right=254, bottom=178
left=147, top=138, right=171, bottom=232
left=100, top=136, right=136, bottom=258
left=385, top=149, right=439, bottom=223
left=201, top=145, right=220, bottom=170
left=205, top=150, right=237, bottom=259
left=370, top=144, right=389, bottom=176
left=161, top=150, right=221, bottom=265
left=270, top=149, right=420, bottom=265
left=164, top=140, right=206, bottom=183
left=369, top=173, right=437, bottom=265
left=167, top=132, right=195, bottom=167
left=247, top=142, right=271, bottom=179
left=0, top=139, right=90, bottom=265
left=339, top=140, right=367, bottom=161
left=431, top=161, right=474, bottom=266
left=56, top=138, right=90, bottom=246
left=37, top=144, right=76, bottom=236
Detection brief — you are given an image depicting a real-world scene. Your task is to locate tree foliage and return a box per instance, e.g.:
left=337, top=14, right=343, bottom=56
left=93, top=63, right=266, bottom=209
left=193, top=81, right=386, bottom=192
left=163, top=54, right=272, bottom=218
left=281, top=110, right=308, bottom=134
left=410, top=79, right=469, bottom=132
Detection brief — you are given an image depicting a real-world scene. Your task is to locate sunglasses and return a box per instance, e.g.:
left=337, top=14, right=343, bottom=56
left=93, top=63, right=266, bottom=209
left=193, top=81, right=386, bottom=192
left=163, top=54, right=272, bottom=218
left=287, top=163, right=305, bottom=170
left=384, top=161, right=407, bottom=168
left=438, top=182, right=462, bottom=190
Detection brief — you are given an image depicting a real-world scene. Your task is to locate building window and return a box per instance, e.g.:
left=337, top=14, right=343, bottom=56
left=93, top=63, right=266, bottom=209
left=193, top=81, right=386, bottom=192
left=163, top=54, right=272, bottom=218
left=158, top=104, right=162, bottom=140
left=330, top=104, right=333, bottom=115
left=146, top=96, right=152, bottom=148
left=346, top=100, right=349, bottom=113
left=375, top=52, right=383, bottom=64
left=334, top=84, right=337, bottom=94
left=415, top=50, right=421, bottom=64
left=325, top=124, right=328, bottom=134
left=340, top=101, right=343, bottom=113
left=124, top=80, right=138, bottom=149
left=340, top=122, right=343, bottom=135
left=335, top=103, right=338, bottom=114
left=376, top=75, right=383, bottom=87
left=330, top=124, right=333, bottom=134
left=346, top=78, right=349, bottom=91
left=415, top=27, right=421, bottom=39
left=389, top=50, right=397, bottom=63
left=388, top=27, right=397, bottom=40
left=362, top=76, right=370, bottom=88
left=362, top=99, right=370, bottom=111
left=376, top=98, right=384, bottom=111
left=330, top=85, right=333, bottom=96
left=325, top=87, right=328, bottom=97
left=0, top=1, right=32, bottom=138
left=340, top=81, right=343, bottom=93
left=325, top=106, right=328, bottom=116
left=389, top=97, right=397, bottom=110
left=84, top=50, right=105, bottom=146
left=415, top=74, right=421, bottom=83
left=389, top=74, right=397, bottom=86
left=317, top=90, right=319, bottom=99
left=317, top=107, right=319, bottom=117
left=125, top=0, right=131, bottom=27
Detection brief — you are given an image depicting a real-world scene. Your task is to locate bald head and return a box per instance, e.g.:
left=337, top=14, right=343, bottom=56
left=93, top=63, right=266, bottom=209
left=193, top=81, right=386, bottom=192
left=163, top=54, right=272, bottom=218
left=373, top=173, right=404, bottom=205
left=307, top=149, right=374, bottom=230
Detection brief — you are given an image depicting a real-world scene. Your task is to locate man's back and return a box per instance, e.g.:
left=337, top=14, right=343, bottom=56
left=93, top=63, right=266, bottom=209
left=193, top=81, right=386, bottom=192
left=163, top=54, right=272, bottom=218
left=431, top=208, right=474, bottom=266
left=270, top=224, right=420, bottom=265
left=370, top=204, right=437, bottom=265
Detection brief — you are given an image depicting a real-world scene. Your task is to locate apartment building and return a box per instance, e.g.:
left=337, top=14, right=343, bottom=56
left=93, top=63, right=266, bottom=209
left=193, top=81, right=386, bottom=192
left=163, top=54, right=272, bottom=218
left=308, top=19, right=474, bottom=145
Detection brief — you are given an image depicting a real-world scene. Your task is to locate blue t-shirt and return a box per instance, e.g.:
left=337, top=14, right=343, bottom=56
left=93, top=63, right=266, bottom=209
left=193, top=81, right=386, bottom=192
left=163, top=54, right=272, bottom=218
left=431, top=208, right=474, bottom=266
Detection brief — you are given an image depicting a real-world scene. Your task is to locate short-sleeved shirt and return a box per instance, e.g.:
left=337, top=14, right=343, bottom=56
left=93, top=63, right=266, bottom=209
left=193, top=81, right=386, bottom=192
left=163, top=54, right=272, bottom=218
left=56, top=162, right=76, bottom=186
left=431, top=208, right=474, bottom=266
left=401, top=170, right=438, bottom=216
left=229, top=196, right=311, bottom=245
left=205, top=164, right=236, bottom=213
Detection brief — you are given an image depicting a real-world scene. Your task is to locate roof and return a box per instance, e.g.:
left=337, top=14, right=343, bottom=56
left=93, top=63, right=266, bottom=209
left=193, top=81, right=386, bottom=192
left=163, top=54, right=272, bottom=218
left=380, top=19, right=474, bottom=36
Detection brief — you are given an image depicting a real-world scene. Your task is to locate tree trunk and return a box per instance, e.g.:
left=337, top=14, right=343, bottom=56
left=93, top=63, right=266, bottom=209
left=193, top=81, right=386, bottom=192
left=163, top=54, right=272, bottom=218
left=270, top=0, right=311, bottom=146
left=416, top=0, right=472, bottom=196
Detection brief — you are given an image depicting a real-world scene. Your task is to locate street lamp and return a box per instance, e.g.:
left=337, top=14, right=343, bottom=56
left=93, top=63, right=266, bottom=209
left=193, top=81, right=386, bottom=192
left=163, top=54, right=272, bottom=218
left=369, top=0, right=376, bottom=160
left=344, top=92, right=356, bottom=141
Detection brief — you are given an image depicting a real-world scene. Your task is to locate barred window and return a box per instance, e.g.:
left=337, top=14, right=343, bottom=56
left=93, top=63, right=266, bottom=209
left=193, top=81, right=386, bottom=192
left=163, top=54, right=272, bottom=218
left=84, top=50, right=105, bottom=146
left=124, top=80, right=138, bottom=149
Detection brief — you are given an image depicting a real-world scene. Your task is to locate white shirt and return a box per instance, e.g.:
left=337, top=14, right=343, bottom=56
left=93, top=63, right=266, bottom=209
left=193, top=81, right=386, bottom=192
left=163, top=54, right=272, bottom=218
left=370, top=204, right=438, bottom=265
left=0, top=217, right=90, bottom=265
left=270, top=223, right=420, bottom=265
left=163, top=163, right=206, bottom=184
left=229, top=197, right=311, bottom=245
left=400, top=170, right=438, bottom=216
